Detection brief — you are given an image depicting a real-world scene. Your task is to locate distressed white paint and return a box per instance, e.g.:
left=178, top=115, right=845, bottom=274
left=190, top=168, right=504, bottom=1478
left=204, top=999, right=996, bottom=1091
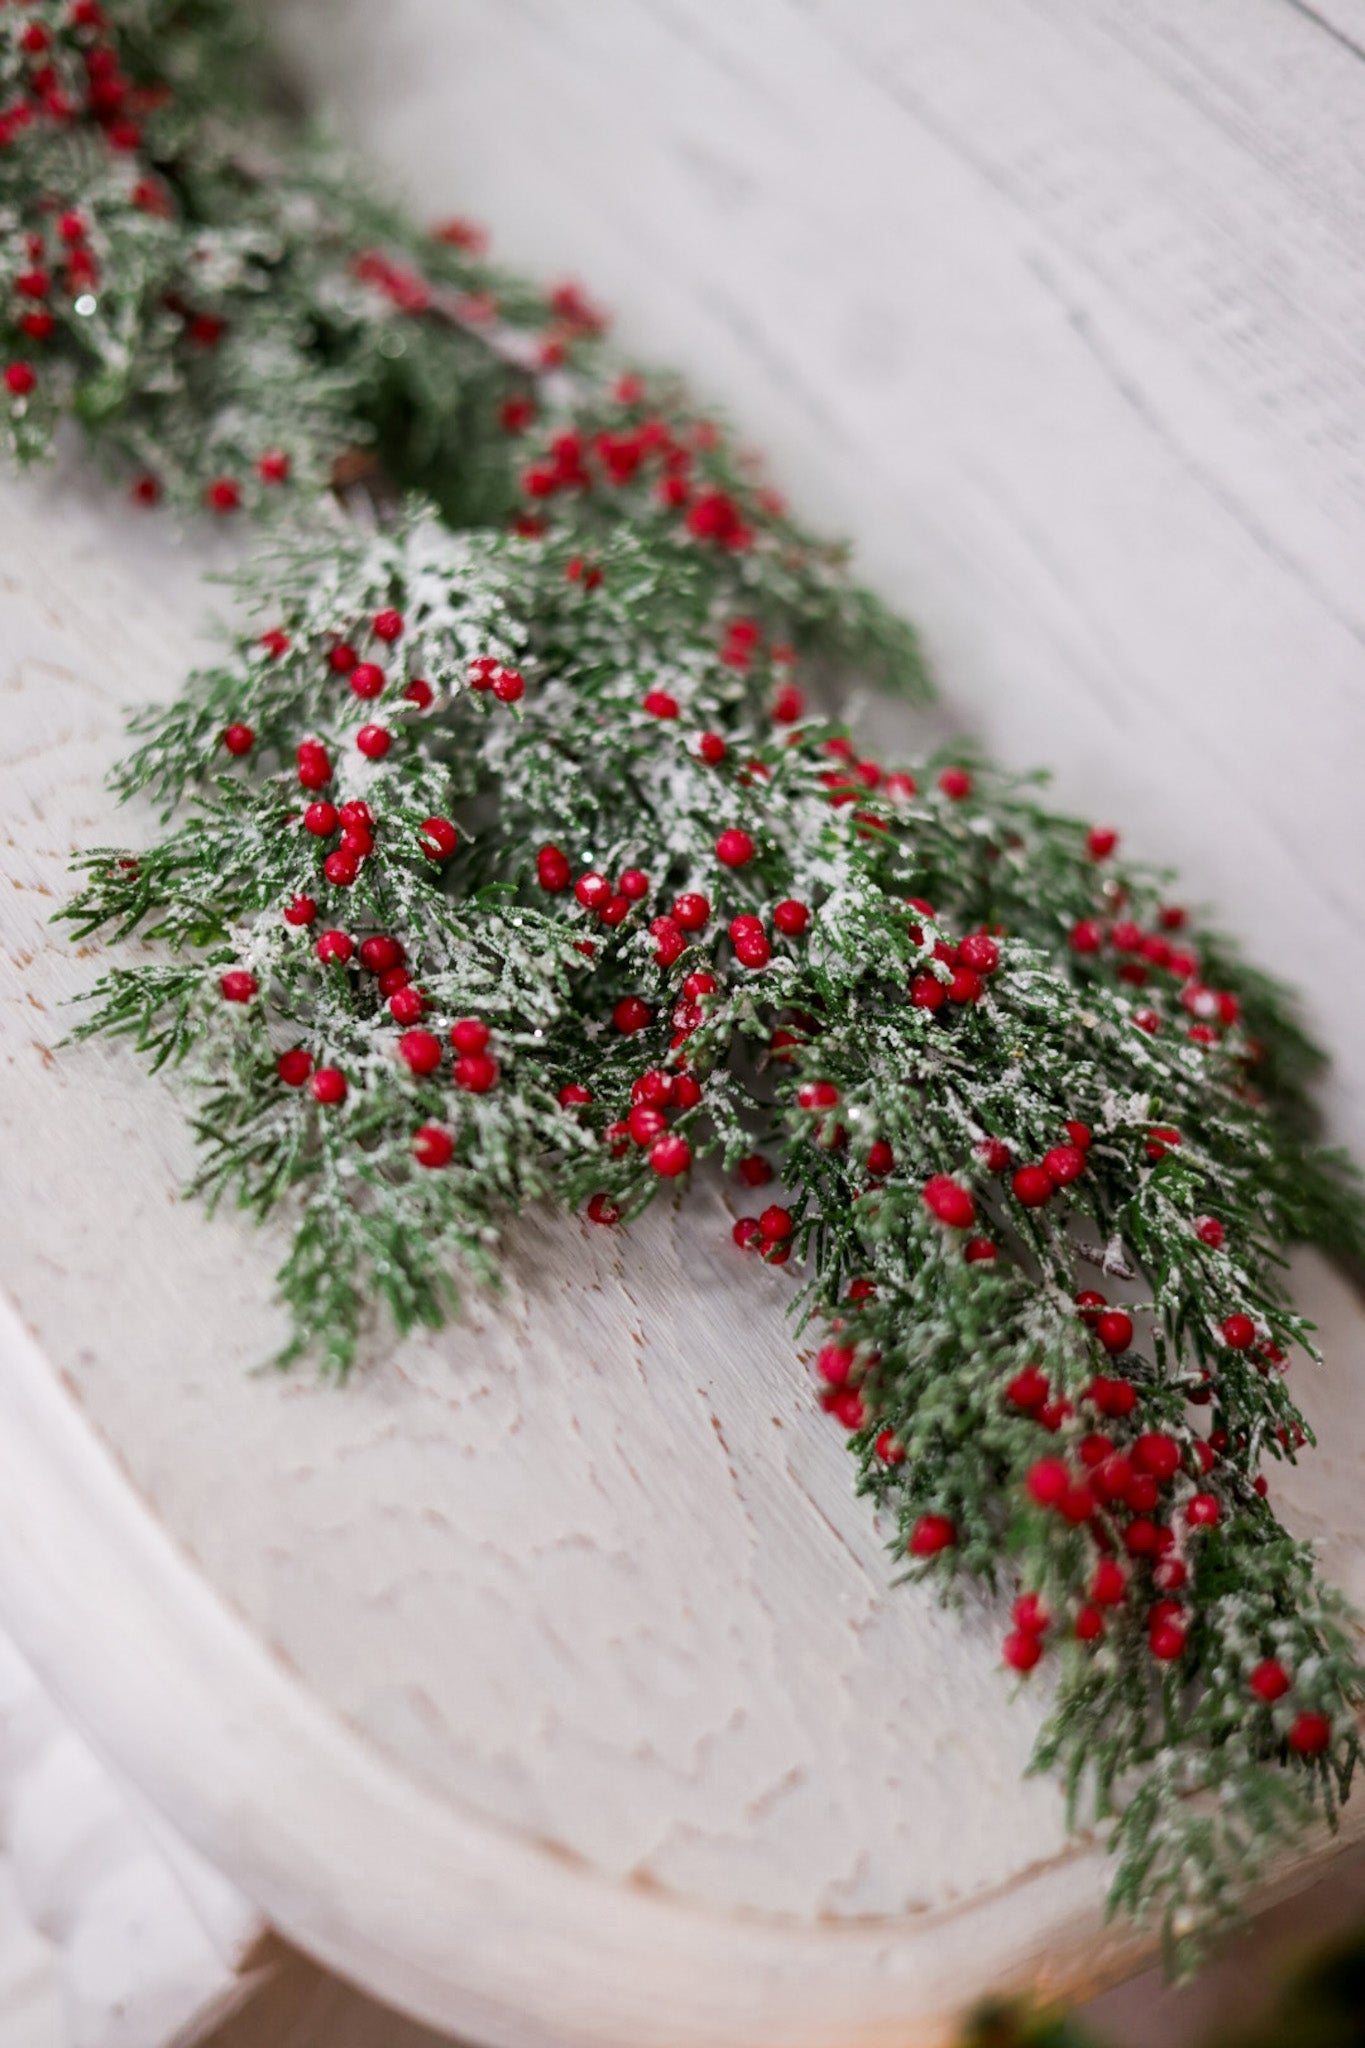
left=2, top=2, right=1365, bottom=2042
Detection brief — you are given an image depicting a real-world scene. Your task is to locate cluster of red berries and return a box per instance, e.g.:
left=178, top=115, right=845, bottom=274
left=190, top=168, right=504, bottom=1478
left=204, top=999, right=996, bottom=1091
left=908, top=906, right=1003, bottom=1014
left=0, top=5, right=151, bottom=156
left=591, top=1065, right=701, bottom=1197
left=518, top=408, right=757, bottom=551
left=1069, top=902, right=1246, bottom=1051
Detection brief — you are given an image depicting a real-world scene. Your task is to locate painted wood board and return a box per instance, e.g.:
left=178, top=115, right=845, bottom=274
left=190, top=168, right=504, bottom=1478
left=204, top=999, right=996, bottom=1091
left=3, top=2, right=1365, bottom=2042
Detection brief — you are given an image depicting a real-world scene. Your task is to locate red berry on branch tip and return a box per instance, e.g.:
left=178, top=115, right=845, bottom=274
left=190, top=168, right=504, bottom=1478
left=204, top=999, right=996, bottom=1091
left=398, top=1030, right=442, bottom=1076
left=1249, top=1659, right=1291, bottom=1703
left=909, top=1514, right=955, bottom=1557
left=650, top=1133, right=691, bottom=1178
left=1289, top=1711, right=1331, bottom=1757
left=413, top=1124, right=454, bottom=1169
left=922, top=1175, right=976, bottom=1229
left=277, top=1048, right=312, bottom=1087
left=716, top=828, right=754, bottom=867
left=1003, top=1630, right=1042, bottom=1673
left=310, top=1067, right=347, bottom=1105
left=1221, top=1313, right=1256, bottom=1350
left=1096, top=1310, right=1134, bottom=1356
left=454, top=1052, right=499, bottom=1093
left=1012, top=1164, right=1053, bottom=1209
left=219, top=970, right=257, bottom=1003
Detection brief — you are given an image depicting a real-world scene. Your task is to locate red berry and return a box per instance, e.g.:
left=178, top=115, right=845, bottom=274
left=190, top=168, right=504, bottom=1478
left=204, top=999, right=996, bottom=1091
left=297, top=741, right=331, bottom=789
left=1003, top=1630, right=1042, bottom=1673
left=642, top=689, right=679, bottom=719
left=1134, top=1009, right=1161, bottom=1035
left=1012, top=1164, right=1053, bottom=1209
left=1075, top=1605, right=1105, bottom=1643
left=314, top=929, right=353, bottom=965
left=618, top=867, right=650, bottom=901
left=359, top=934, right=403, bottom=974
left=1065, top=1120, right=1092, bottom=1150
left=1288, top=1711, right=1331, bottom=1756
left=908, top=1514, right=955, bottom=1557
left=1195, top=1215, right=1225, bottom=1249
left=404, top=678, right=434, bottom=709
left=356, top=724, right=390, bottom=759
left=1013, top=1592, right=1050, bottom=1636
left=1086, top=826, right=1118, bottom=860
left=867, top=1139, right=894, bottom=1177
left=537, top=844, right=571, bottom=892
left=277, top=1048, right=312, bottom=1087
left=797, top=1081, right=841, bottom=1111
left=958, top=933, right=1000, bottom=974
left=219, top=970, right=257, bottom=1003
left=398, top=1030, right=443, bottom=1076
left=1134, top=1434, right=1182, bottom=1481
left=1221, top=1313, right=1256, bottom=1350
left=910, top=973, right=946, bottom=1012
left=938, top=767, right=972, bottom=800
left=222, top=722, right=254, bottom=756
left=875, top=1430, right=906, bottom=1466
left=650, top=916, right=685, bottom=966
left=257, top=449, right=290, bottom=485
left=922, top=1175, right=976, bottom=1229
left=758, top=1205, right=793, bottom=1243
left=733, top=1217, right=761, bottom=1250
left=1069, top=919, right=1104, bottom=955
left=310, top=1067, right=347, bottom=1105
left=454, top=1052, right=499, bottom=1093
left=697, top=732, right=728, bottom=765
left=1153, top=1555, right=1189, bottom=1592
left=1042, top=1144, right=1086, bottom=1186
left=1096, top=1310, right=1134, bottom=1356
left=964, top=1238, right=997, bottom=1264
left=587, top=1192, right=621, bottom=1227
left=948, top=966, right=983, bottom=1005
left=613, top=997, right=652, bottom=1034
left=976, top=1138, right=1011, bottom=1173
left=575, top=872, right=610, bottom=912
left=304, top=802, right=338, bottom=838
left=817, top=1345, right=855, bottom=1386
left=4, top=362, right=36, bottom=397
left=1249, top=1659, right=1291, bottom=1704
left=389, top=986, right=425, bottom=1024
left=373, top=608, right=404, bottom=642
left=324, top=850, right=359, bottom=887
left=350, top=661, right=385, bottom=700
left=206, top=477, right=240, bottom=514
left=1091, top=1558, right=1128, bottom=1606
left=659, top=892, right=707, bottom=935
left=419, top=816, right=458, bottom=861
left=650, top=1133, right=691, bottom=1177
left=328, top=644, right=357, bottom=675
left=1025, top=1458, right=1070, bottom=1508
left=715, top=827, right=755, bottom=868
left=773, top=899, right=810, bottom=936
left=1149, top=1620, right=1186, bottom=1662
left=413, top=1123, right=454, bottom=1169
left=449, top=1019, right=489, bottom=1055
left=492, top=667, right=525, bottom=703
left=1006, top=1365, right=1050, bottom=1411
left=1186, top=1493, right=1220, bottom=1528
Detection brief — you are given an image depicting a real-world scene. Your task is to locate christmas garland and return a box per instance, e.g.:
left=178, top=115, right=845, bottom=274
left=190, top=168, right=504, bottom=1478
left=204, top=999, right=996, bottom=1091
left=8, top=0, right=1365, bottom=1974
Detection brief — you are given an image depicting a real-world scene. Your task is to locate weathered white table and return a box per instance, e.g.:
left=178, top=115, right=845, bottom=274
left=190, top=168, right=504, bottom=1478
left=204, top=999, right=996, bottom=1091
left=2, top=4, right=1365, bottom=2043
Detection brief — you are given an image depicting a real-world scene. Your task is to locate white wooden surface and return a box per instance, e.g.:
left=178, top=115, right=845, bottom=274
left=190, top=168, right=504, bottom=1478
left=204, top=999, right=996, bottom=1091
left=2, top=4, right=1365, bottom=2044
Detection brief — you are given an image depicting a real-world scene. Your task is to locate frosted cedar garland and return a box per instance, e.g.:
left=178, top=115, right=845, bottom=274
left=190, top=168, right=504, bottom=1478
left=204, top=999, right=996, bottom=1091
left=8, top=1, right=1364, bottom=1977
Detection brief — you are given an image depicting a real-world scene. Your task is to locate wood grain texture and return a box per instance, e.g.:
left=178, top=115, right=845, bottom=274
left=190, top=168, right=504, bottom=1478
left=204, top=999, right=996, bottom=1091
left=2, top=3, right=1365, bottom=2043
